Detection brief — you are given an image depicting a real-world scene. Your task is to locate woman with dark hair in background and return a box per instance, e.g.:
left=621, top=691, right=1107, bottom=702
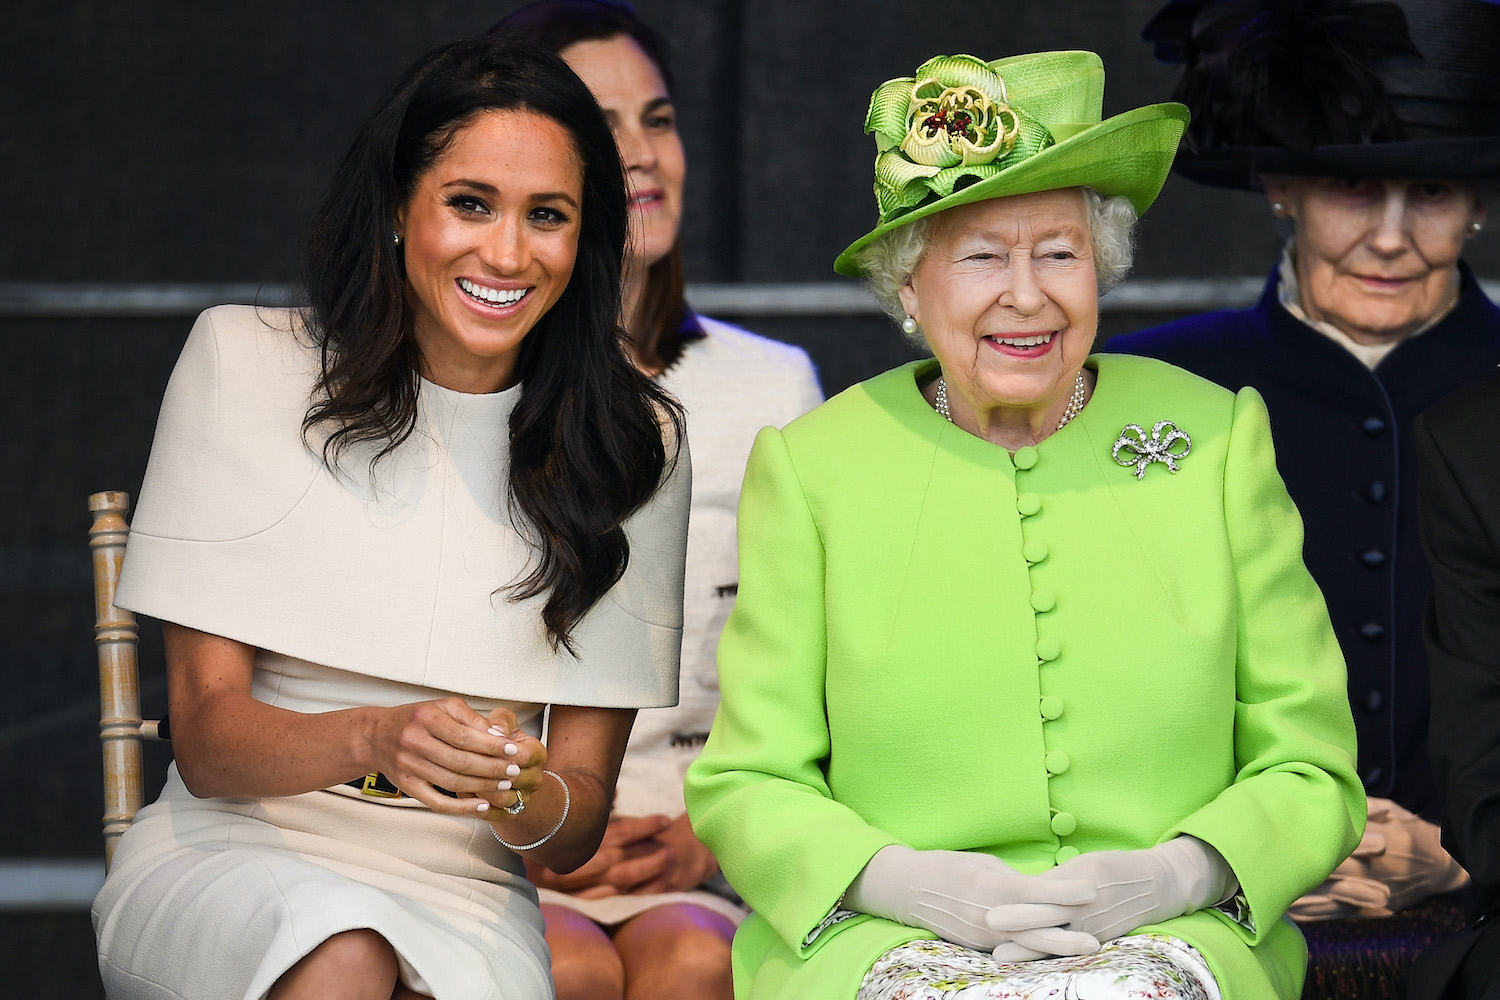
left=1108, top=0, right=1500, bottom=926
left=91, top=36, right=689, bottom=1000
left=486, top=5, right=822, bottom=1000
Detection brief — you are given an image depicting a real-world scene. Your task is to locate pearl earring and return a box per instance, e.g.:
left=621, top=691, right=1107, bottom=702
left=393, top=231, right=402, bottom=246
left=1471, top=221, right=1484, bottom=235
left=1271, top=201, right=1286, bottom=216
left=901, top=315, right=918, bottom=335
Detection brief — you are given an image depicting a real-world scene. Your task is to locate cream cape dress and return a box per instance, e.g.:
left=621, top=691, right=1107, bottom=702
left=91, top=306, right=691, bottom=999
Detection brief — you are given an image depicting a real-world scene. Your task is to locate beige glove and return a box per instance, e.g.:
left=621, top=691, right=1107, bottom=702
left=1288, top=797, right=1468, bottom=921
left=845, top=845, right=1098, bottom=953
left=989, top=836, right=1232, bottom=951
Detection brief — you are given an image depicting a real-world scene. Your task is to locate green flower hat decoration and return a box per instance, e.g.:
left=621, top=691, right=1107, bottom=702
left=835, top=51, right=1189, bottom=277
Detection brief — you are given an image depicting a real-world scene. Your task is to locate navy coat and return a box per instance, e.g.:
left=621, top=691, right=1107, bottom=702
left=1106, top=263, right=1500, bottom=818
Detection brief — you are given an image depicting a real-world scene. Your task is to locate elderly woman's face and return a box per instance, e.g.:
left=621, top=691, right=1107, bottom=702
left=1266, top=177, right=1486, bottom=343
left=898, top=188, right=1097, bottom=420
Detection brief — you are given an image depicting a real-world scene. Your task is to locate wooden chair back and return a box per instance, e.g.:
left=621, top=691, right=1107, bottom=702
left=90, top=490, right=165, bottom=868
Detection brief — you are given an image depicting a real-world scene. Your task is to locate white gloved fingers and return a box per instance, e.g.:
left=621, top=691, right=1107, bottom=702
left=985, top=901, right=1091, bottom=932
left=1006, top=925, right=1100, bottom=957
left=907, top=893, right=1008, bottom=951
left=990, top=941, right=1051, bottom=964
left=999, top=869, right=1098, bottom=906
left=1041, top=839, right=1230, bottom=942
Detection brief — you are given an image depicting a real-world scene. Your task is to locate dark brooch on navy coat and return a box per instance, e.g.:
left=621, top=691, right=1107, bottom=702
left=1113, top=421, right=1192, bottom=479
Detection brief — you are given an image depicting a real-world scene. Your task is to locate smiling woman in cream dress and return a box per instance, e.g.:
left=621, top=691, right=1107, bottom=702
left=92, top=37, right=689, bottom=1000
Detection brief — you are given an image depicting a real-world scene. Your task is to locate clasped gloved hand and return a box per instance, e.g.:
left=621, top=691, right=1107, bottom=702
left=845, top=845, right=1099, bottom=954
left=1288, top=797, right=1467, bottom=921
left=987, top=836, right=1232, bottom=958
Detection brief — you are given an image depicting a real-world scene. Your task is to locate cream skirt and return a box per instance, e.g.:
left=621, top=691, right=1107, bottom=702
left=93, top=765, right=551, bottom=1000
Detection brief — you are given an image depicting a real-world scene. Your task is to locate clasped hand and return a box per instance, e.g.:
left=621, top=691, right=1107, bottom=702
left=367, top=698, right=546, bottom=815
left=986, top=837, right=1229, bottom=961
left=1288, top=796, right=1467, bottom=920
left=848, top=838, right=1228, bottom=963
left=527, top=812, right=718, bottom=897
left=845, top=845, right=1099, bottom=958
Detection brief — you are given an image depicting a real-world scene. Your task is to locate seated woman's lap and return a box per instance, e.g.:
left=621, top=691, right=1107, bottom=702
left=542, top=901, right=734, bottom=1000
left=858, top=937, right=1222, bottom=1000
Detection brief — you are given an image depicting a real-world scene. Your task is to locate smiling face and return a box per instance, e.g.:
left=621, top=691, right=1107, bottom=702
left=395, top=108, right=583, bottom=393
left=1266, top=176, right=1486, bottom=344
left=560, top=34, right=685, bottom=270
left=899, top=188, right=1098, bottom=434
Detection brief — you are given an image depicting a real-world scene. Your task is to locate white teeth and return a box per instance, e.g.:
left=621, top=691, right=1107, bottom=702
left=458, top=278, right=526, bottom=306
left=994, top=333, right=1054, bottom=347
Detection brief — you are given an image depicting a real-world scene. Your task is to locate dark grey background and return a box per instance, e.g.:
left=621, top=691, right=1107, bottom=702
left=5, top=2, right=1498, bottom=995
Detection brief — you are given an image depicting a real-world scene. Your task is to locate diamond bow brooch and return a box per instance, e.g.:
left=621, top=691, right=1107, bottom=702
left=1112, top=421, right=1192, bottom=480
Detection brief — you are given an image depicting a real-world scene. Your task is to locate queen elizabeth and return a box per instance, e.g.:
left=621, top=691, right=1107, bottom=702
left=684, top=50, right=1364, bottom=1000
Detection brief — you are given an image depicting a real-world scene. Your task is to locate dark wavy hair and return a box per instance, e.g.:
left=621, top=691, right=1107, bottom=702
left=300, top=36, right=683, bottom=652
left=488, top=0, right=704, bottom=372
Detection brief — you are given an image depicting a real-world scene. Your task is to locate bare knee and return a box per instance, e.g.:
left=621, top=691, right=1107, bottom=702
left=269, top=929, right=400, bottom=1000
left=616, top=906, right=734, bottom=1000
left=649, top=925, right=732, bottom=994
left=544, top=905, right=624, bottom=1000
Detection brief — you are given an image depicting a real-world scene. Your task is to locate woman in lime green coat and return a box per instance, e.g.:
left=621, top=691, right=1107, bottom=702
left=684, top=51, right=1363, bottom=1000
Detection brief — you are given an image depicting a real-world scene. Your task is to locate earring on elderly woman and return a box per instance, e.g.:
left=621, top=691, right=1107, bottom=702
left=1471, top=221, right=1484, bottom=234
left=902, top=315, right=919, bottom=335
left=1271, top=202, right=1286, bottom=216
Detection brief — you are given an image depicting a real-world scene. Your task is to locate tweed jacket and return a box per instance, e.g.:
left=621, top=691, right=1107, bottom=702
left=684, top=354, right=1363, bottom=1000
left=1106, top=265, right=1500, bottom=818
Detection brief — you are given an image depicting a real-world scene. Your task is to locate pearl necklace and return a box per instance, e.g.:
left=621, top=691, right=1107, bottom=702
left=934, top=370, right=1088, bottom=432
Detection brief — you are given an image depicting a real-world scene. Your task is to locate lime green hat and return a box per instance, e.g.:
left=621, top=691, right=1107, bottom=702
left=834, top=50, right=1189, bottom=277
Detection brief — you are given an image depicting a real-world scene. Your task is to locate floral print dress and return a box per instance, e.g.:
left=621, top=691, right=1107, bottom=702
left=857, top=935, right=1221, bottom=1000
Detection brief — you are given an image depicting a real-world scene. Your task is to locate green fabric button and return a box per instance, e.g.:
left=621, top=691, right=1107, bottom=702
left=1013, top=446, right=1039, bottom=470
left=1035, top=637, right=1061, bottom=662
left=1017, top=493, right=1042, bottom=516
left=1056, top=846, right=1081, bottom=863
left=1031, top=589, right=1056, bottom=613
left=1039, top=695, right=1064, bottom=720
left=1050, top=812, right=1077, bottom=836
left=1023, top=540, right=1049, bottom=564
left=1046, top=750, right=1071, bottom=774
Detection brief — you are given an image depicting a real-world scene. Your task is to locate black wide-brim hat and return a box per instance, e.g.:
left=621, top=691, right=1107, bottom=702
left=1144, top=0, right=1500, bottom=189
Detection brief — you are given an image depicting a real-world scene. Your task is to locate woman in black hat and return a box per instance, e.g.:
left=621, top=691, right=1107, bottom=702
left=1109, top=0, right=1500, bottom=923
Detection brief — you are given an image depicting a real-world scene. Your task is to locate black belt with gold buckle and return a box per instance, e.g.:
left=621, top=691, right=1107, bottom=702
left=345, top=772, right=457, bottom=799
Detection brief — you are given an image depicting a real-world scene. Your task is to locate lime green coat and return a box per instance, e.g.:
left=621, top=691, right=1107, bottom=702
left=684, top=354, right=1363, bottom=1000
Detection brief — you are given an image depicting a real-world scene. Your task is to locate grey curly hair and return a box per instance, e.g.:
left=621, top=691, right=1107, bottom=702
left=852, top=187, right=1138, bottom=345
